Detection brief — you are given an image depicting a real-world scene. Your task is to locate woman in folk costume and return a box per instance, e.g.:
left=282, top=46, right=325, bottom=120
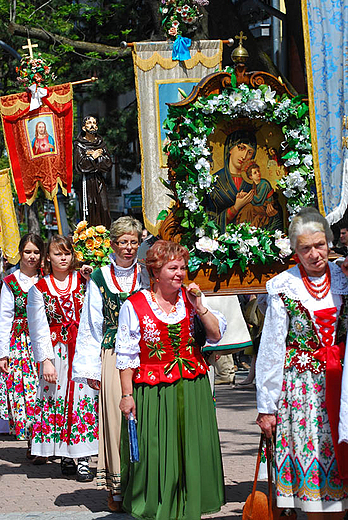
left=116, top=240, right=226, bottom=520
left=72, top=216, right=149, bottom=512
left=256, top=207, right=348, bottom=519
left=27, top=235, right=98, bottom=481
left=0, top=234, right=44, bottom=459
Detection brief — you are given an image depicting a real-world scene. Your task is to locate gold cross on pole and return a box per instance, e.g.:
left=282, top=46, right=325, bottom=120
left=235, top=31, right=247, bottom=46
left=22, top=39, right=38, bottom=59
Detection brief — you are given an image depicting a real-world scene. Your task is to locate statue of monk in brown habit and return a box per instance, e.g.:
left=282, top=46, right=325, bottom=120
left=73, top=115, right=112, bottom=228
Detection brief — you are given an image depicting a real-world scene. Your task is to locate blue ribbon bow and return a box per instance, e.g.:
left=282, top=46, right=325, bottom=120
left=128, top=412, right=140, bottom=463
left=172, top=35, right=192, bottom=61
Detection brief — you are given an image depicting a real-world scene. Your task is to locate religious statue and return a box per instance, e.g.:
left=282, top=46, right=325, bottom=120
left=73, top=115, right=112, bottom=228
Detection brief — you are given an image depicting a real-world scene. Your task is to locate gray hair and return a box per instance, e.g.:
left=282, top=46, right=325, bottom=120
left=288, top=207, right=333, bottom=251
left=109, top=216, right=143, bottom=243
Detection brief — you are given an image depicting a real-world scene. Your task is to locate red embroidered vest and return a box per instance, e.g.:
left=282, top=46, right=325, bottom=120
left=4, top=273, right=30, bottom=337
left=129, top=290, right=208, bottom=386
left=35, top=273, right=85, bottom=346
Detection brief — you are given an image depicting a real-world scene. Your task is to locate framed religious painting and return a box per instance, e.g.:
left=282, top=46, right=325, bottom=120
left=157, top=69, right=315, bottom=293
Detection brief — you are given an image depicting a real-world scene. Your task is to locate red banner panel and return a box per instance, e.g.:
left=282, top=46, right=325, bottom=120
left=0, top=83, right=73, bottom=204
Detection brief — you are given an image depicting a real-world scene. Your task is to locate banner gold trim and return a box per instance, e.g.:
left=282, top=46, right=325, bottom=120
left=301, top=0, right=324, bottom=216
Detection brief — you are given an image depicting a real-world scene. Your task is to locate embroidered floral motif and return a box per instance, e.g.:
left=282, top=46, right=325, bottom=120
left=147, top=341, right=166, bottom=360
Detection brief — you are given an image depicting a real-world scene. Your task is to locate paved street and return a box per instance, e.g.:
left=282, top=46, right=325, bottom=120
left=0, top=374, right=305, bottom=520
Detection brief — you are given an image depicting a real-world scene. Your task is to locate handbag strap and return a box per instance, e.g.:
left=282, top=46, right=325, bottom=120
left=248, top=433, right=273, bottom=520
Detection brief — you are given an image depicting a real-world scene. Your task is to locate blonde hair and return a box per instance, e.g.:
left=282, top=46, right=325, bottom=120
left=109, top=216, right=143, bottom=243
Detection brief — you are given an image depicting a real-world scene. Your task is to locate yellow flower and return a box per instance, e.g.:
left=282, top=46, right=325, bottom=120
left=103, top=238, right=110, bottom=248
left=73, top=233, right=79, bottom=243
left=76, top=220, right=88, bottom=233
left=86, top=227, right=95, bottom=237
left=94, top=250, right=105, bottom=257
left=95, top=225, right=106, bottom=234
left=75, top=250, right=84, bottom=262
left=79, top=231, right=87, bottom=241
left=94, top=236, right=103, bottom=248
left=85, top=238, right=95, bottom=250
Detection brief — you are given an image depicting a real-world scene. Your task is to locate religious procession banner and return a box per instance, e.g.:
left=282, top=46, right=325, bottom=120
left=133, top=40, right=223, bottom=235
left=301, top=1, right=348, bottom=224
left=0, top=83, right=73, bottom=205
left=0, top=169, right=20, bottom=264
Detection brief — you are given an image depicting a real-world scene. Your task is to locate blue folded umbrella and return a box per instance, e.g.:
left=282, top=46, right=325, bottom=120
left=128, top=412, right=140, bottom=463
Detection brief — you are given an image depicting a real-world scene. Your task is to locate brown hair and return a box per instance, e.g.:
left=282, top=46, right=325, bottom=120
left=146, top=240, right=189, bottom=279
left=35, top=121, right=48, bottom=138
left=44, top=235, right=77, bottom=274
left=246, top=161, right=260, bottom=179
left=19, top=233, right=45, bottom=271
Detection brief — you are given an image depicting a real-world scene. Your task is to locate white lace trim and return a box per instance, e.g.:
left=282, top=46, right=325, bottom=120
left=266, top=262, right=348, bottom=299
left=34, top=340, right=54, bottom=363
left=116, top=352, right=140, bottom=370
left=116, top=323, right=141, bottom=355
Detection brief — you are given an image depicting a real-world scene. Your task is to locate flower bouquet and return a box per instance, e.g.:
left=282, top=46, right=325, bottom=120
left=159, top=0, right=209, bottom=39
left=16, top=53, right=56, bottom=88
left=72, top=221, right=113, bottom=268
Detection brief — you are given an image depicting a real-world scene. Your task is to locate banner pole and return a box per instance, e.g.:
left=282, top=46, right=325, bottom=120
left=53, top=195, right=63, bottom=235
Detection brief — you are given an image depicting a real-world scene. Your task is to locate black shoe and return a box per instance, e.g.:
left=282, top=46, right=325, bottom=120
left=61, top=457, right=77, bottom=476
left=76, top=457, right=94, bottom=482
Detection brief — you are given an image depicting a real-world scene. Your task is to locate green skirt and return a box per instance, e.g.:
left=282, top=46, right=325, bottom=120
left=121, top=374, right=225, bottom=520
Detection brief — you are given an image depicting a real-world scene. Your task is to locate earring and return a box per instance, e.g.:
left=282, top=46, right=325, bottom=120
left=156, top=278, right=159, bottom=282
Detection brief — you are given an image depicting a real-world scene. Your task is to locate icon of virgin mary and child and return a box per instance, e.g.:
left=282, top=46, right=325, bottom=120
left=205, top=129, right=283, bottom=232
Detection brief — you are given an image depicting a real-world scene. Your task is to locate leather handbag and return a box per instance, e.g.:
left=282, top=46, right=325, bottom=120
left=243, top=435, right=297, bottom=520
left=242, top=434, right=273, bottom=520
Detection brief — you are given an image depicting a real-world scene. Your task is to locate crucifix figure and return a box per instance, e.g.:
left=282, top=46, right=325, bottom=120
left=22, top=39, right=38, bottom=59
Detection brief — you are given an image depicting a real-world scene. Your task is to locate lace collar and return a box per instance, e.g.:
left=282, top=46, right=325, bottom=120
left=267, top=261, right=348, bottom=298
left=109, top=253, right=137, bottom=277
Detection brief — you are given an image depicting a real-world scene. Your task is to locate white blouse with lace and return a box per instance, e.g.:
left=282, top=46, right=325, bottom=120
left=27, top=271, right=79, bottom=363
left=115, top=288, right=227, bottom=370
left=72, top=255, right=150, bottom=383
left=255, top=262, right=348, bottom=444
left=0, top=269, right=38, bottom=358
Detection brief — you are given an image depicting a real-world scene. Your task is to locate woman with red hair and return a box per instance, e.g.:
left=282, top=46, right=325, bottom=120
left=116, top=240, right=226, bottom=520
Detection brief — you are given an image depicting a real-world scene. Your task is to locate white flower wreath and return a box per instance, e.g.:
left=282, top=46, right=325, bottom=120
left=160, top=72, right=315, bottom=274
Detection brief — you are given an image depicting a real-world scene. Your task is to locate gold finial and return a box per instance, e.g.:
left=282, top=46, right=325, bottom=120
left=231, top=31, right=249, bottom=64
left=235, top=31, right=247, bottom=46
left=22, top=39, right=38, bottom=59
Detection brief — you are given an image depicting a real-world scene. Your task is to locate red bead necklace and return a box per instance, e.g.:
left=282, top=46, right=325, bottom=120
left=110, top=263, right=137, bottom=293
left=299, top=263, right=331, bottom=300
left=50, top=272, right=73, bottom=296
left=150, top=286, right=180, bottom=315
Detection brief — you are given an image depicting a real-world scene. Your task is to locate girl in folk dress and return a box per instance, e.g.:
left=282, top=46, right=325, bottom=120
left=27, top=235, right=98, bottom=481
left=0, top=234, right=44, bottom=457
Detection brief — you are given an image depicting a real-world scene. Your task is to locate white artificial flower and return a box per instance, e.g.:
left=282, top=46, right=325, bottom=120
left=195, top=236, right=219, bottom=254
left=195, top=157, right=210, bottom=172
left=182, top=189, right=199, bottom=211
left=198, top=172, right=212, bottom=189
left=286, top=171, right=306, bottom=189
left=246, top=237, right=259, bottom=247
left=237, top=242, right=249, bottom=255
left=284, top=155, right=301, bottom=167
left=303, top=154, right=313, bottom=167
left=195, top=227, right=205, bottom=238
left=274, top=229, right=282, bottom=240
left=264, top=86, right=276, bottom=105
left=275, top=237, right=292, bottom=258
left=229, top=91, right=243, bottom=107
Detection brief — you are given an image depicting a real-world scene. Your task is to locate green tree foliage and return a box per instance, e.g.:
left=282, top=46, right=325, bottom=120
left=0, top=0, right=155, bottom=180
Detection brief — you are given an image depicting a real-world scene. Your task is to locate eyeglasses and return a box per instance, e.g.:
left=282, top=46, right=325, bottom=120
left=115, top=240, right=139, bottom=248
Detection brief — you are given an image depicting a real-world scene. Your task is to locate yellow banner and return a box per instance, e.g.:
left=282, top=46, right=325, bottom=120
left=0, top=169, right=20, bottom=265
